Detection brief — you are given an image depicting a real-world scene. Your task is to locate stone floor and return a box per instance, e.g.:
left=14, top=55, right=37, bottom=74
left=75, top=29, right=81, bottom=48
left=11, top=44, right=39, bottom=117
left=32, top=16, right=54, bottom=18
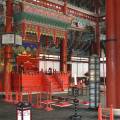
left=0, top=99, right=98, bottom=120
left=0, top=91, right=119, bottom=120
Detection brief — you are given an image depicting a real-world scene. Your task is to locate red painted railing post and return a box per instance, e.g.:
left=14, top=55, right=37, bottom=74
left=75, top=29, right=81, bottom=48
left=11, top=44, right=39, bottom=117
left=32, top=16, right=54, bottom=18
left=110, top=105, right=114, bottom=120
left=98, top=104, right=102, bottom=120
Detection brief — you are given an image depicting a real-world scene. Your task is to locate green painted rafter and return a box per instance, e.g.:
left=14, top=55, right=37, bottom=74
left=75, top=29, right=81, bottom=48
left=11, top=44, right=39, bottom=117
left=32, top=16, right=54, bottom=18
left=14, top=12, right=71, bottom=29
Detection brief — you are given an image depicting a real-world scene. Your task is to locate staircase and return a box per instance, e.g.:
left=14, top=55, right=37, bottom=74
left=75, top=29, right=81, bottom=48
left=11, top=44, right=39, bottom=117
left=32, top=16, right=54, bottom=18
left=54, top=74, right=64, bottom=90
left=42, top=73, right=64, bottom=93
left=51, top=75, right=63, bottom=92
left=42, top=73, right=51, bottom=92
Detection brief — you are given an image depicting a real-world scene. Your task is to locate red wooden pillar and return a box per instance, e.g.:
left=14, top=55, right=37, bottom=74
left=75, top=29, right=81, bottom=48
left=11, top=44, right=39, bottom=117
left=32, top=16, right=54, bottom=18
left=4, top=47, right=12, bottom=92
left=106, top=0, right=116, bottom=107
left=36, top=26, right=41, bottom=54
left=60, top=32, right=67, bottom=73
left=4, top=0, right=13, bottom=92
left=36, top=26, right=41, bottom=70
left=5, top=0, right=13, bottom=33
left=115, top=0, right=120, bottom=108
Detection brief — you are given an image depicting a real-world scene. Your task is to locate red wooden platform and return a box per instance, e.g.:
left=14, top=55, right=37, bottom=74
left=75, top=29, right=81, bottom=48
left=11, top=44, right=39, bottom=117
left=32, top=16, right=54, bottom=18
left=12, top=72, right=69, bottom=93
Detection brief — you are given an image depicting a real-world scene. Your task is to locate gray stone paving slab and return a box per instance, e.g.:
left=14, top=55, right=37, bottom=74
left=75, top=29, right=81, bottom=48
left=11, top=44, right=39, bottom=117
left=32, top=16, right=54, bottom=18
left=0, top=99, right=97, bottom=120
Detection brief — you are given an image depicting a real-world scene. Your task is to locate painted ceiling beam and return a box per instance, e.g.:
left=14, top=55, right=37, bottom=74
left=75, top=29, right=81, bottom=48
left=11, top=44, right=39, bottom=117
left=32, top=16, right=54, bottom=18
left=22, top=0, right=97, bottom=22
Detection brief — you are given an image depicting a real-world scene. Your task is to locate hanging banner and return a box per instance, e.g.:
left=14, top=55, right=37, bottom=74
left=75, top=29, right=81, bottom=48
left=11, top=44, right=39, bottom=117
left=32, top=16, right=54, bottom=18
left=23, top=23, right=38, bottom=42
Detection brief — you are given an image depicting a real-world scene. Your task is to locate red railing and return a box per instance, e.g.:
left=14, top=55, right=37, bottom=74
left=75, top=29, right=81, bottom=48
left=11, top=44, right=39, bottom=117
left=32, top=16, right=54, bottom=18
left=24, top=0, right=63, bottom=12
left=67, top=8, right=96, bottom=22
left=41, top=72, right=52, bottom=92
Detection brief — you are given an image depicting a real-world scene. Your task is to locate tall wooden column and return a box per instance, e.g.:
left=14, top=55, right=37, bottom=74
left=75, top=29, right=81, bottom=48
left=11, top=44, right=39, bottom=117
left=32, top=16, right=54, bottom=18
left=60, top=32, right=67, bottom=73
left=106, top=0, right=116, bottom=107
left=4, top=0, right=13, bottom=92
left=37, top=26, right=41, bottom=70
left=115, top=0, right=120, bottom=108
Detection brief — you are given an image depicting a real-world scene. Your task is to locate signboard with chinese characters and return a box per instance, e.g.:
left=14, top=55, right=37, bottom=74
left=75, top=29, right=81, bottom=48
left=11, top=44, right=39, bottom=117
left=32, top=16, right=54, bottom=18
left=15, top=35, right=22, bottom=45
left=2, top=34, right=15, bottom=44
left=2, top=34, right=22, bottom=45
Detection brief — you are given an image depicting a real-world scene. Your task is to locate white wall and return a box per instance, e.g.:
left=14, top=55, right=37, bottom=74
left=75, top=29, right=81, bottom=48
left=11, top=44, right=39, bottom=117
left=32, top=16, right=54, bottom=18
left=39, top=60, right=106, bottom=77
left=100, top=63, right=106, bottom=77
left=72, top=62, right=88, bottom=77
left=39, top=60, right=60, bottom=72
